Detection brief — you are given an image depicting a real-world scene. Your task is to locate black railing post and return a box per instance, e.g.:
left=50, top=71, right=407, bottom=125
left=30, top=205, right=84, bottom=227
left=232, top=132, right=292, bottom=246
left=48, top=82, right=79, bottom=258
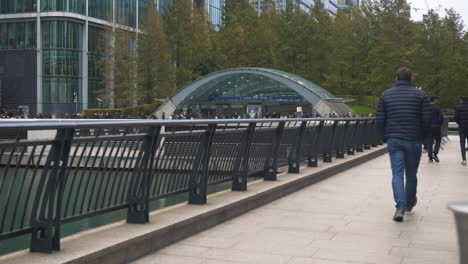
left=308, top=121, right=324, bottom=167
left=264, top=122, right=285, bottom=181
left=323, top=121, right=337, bottom=163
left=30, top=128, right=74, bottom=253
left=189, top=124, right=217, bottom=204
left=336, top=121, right=347, bottom=159
left=232, top=123, right=256, bottom=191
left=363, top=120, right=372, bottom=149
left=371, top=119, right=378, bottom=147
left=127, top=126, right=161, bottom=224
left=356, top=120, right=364, bottom=152
left=347, top=121, right=357, bottom=155
left=288, top=121, right=307, bottom=173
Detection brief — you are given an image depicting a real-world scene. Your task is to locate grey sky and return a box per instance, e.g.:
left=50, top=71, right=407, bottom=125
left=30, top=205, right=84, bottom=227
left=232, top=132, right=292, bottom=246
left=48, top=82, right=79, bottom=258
left=408, top=0, right=468, bottom=26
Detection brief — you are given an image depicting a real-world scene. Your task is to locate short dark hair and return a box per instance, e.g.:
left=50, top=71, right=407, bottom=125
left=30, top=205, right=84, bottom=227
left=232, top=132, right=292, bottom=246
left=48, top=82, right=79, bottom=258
left=396, top=67, right=412, bottom=81
left=430, top=96, right=438, bottom=102
left=461, top=96, right=468, bottom=102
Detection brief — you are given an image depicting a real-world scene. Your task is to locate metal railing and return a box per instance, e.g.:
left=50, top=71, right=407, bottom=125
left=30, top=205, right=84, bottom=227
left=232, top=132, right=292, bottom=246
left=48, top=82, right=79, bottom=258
left=0, top=118, right=382, bottom=253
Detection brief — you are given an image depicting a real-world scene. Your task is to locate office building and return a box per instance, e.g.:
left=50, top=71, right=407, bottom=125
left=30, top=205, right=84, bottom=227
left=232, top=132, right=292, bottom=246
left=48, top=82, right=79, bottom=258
left=337, top=0, right=359, bottom=9
left=0, top=0, right=152, bottom=115
left=249, top=0, right=338, bottom=17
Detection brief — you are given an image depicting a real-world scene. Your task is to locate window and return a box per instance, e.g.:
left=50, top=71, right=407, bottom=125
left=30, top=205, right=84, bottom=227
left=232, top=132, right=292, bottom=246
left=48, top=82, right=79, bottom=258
left=116, top=0, right=137, bottom=27
left=89, top=0, right=113, bottom=21
left=0, top=0, right=35, bottom=14
left=88, top=26, right=106, bottom=108
left=41, top=20, right=83, bottom=104
left=41, top=0, right=85, bottom=15
left=0, top=24, right=7, bottom=49
left=15, top=23, right=25, bottom=49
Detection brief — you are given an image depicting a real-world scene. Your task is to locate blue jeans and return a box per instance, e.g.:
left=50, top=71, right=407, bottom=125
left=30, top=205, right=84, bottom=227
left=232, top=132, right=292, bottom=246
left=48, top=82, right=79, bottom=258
left=460, top=130, right=467, bottom=161
left=387, top=138, right=422, bottom=210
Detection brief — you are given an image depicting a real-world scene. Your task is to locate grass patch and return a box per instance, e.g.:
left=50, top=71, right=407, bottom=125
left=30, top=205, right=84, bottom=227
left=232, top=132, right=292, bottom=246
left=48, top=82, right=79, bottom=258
left=347, top=105, right=376, bottom=116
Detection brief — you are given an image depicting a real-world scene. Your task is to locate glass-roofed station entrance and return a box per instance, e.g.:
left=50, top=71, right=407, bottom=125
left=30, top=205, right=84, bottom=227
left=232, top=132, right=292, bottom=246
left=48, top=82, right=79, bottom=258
left=158, top=68, right=353, bottom=118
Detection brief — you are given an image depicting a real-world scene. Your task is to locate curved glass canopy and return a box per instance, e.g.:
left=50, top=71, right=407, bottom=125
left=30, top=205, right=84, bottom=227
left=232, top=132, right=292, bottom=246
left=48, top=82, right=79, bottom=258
left=169, top=68, right=348, bottom=117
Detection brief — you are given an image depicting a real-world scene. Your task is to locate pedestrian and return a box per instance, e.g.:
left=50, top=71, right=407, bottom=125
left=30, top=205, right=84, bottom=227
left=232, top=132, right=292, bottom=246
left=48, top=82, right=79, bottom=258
left=455, top=96, right=468, bottom=165
left=427, top=96, right=444, bottom=163
left=376, top=67, right=431, bottom=222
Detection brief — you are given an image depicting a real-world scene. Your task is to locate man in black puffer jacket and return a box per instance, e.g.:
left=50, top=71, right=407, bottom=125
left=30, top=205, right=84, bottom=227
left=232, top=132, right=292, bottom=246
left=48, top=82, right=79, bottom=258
left=376, top=67, right=431, bottom=222
left=455, top=96, right=468, bottom=165
left=427, top=96, right=444, bottom=163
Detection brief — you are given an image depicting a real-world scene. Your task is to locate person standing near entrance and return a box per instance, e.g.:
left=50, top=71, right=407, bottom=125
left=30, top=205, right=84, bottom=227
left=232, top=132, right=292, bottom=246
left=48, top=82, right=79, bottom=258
left=376, top=67, right=431, bottom=222
left=427, top=96, right=444, bottom=163
left=455, top=96, right=468, bottom=165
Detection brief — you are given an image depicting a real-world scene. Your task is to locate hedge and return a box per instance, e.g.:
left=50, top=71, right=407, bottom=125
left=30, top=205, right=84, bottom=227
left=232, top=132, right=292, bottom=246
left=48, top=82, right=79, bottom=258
left=84, top=102, right=163, bottom=118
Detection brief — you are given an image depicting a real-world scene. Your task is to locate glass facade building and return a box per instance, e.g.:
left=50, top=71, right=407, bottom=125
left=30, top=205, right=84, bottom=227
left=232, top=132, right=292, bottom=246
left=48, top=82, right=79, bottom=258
left=249, top=0, right=338, bottom=17
left=0, top=0, right=149, bottom=114
left=207, top=0, right=224, bottom=28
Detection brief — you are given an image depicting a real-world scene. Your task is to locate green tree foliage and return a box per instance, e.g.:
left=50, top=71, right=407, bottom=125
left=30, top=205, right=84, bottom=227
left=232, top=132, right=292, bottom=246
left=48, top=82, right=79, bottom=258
left=163, top=0, right=212, bottom=88
left=138, top=3, right=175, bottom=104
left=97, top=29, right=138, bottom=108
left=99, top=0, right=467, bottom=110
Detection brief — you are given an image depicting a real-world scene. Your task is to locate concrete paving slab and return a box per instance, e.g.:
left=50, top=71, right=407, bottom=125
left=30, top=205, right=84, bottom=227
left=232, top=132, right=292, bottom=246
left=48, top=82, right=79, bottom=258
left=134, top=136, right=467, bottom=264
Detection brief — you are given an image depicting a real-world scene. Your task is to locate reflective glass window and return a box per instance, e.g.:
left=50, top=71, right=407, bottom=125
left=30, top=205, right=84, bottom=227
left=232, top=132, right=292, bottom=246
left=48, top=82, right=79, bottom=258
left=41, top=20, right=83, bottom=104
left=7, top=23, right=16, bottom=49
left=116, top=0, right=137, bottom=27
left=16, top=23, right=25, bottom=49
left=0, top=0, right=35, bottom=14
left=41, top=0, right=85, bottom=15
left=88, top=26, right=106, bottom=107
left=89, top=0, right=113, bottom=21
left=0, top=24, right=7, bottom=49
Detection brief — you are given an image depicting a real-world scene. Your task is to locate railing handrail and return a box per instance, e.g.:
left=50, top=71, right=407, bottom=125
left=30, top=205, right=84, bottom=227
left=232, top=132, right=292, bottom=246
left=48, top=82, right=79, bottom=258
left=0, top=117, right=382, bottom=255
left=0, top=117, right=376, bottom=130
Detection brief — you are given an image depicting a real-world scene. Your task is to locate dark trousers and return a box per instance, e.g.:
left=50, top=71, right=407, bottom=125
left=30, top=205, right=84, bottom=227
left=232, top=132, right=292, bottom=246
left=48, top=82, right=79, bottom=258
left=428, top=127, right=441, bottom=158
left=460, top=130, right=468, bottom=161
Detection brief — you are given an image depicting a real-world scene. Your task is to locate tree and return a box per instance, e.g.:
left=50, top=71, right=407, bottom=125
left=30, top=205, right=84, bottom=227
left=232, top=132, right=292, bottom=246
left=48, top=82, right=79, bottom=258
left=163, top=0, right=212, bottom=89
left=97, top=29, right=138, bottom=108
left=138, top=3, right=175, bottom=104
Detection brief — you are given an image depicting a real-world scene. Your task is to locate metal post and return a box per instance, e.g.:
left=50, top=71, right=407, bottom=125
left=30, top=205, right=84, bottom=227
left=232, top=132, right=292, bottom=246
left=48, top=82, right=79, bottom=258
left=356, top=120, right=364, bottom=152
left=308, top=121, right=324, bottom=167
left=232, top=123, right=256, bottom=191
left=336, top=121, right=347, bottom=159
left=323, top=121, right=337, bottom=163
left=288, top=121, right=307, bottom=173
left=347, top=120, right=357, bottom=155
left=189, top=124, right=217, bottom=204
left=30, top=128, right=74, bottom=253
left=264, top=122, right=285, bottom=181
left=371, top=119, right=378, bottom=147
left=127, top=126, right=161, bottom=224
left=363, top=120, right=372, bottom=149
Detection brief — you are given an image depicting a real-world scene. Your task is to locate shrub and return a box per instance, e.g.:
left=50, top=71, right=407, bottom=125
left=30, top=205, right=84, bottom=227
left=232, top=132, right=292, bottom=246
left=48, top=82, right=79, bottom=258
left=84, top=103, right=163, bottom=118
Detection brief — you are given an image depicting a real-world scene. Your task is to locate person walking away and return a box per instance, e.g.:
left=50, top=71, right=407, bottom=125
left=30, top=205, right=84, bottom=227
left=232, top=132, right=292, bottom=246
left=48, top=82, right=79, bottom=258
left=376, top=67, right=431, bottom=222
left=455, top=96, right=468, bottom=165
left=427, top=96, right=444, bottom=163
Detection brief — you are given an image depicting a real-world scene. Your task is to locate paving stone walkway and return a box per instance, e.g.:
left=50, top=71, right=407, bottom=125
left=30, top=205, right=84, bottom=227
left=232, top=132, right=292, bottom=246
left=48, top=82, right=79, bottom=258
left=133, top=136, right=467, bottom=264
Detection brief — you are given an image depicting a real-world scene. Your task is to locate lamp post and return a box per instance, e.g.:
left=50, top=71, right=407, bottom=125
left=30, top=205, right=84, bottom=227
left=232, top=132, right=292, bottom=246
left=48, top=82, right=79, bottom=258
left=73, top=92, right=78, bottom=113
left=97, top=98, right=103, bottom=109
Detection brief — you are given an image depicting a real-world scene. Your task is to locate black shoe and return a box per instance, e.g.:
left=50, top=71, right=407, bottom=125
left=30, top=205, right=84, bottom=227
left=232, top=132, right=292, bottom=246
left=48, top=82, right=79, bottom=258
left=433, top=154, right=439, bottom=163
left=406, top=198, right=417, bottom=213
left=393, top=209, right=405, bottom=222
left=428, top=158, right=433, bottom=163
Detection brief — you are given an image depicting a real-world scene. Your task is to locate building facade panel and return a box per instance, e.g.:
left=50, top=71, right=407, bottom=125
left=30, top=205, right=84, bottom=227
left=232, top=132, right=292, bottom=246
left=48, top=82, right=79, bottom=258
left=0, top=0, right=37, bottom=14
left=41, top=0, right=86, bottom=15
left=88, top=0, right=113, bottom=21
left=0, top=50, right=37, bottom=111
left=41, top=20, right=83, bottom=114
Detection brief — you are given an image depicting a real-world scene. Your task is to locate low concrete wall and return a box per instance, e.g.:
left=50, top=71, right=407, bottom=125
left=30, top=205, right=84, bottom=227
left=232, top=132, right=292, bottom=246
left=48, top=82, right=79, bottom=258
left=0, top=146, right=387, bottom=264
